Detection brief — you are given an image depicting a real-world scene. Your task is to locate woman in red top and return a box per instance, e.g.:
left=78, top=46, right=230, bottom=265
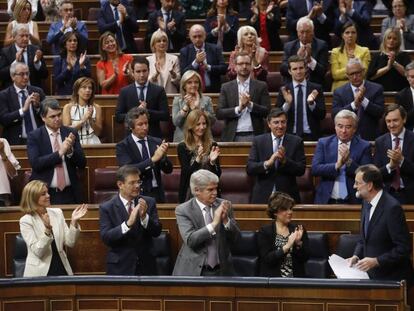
left=96, top=31, right=133, bottom=95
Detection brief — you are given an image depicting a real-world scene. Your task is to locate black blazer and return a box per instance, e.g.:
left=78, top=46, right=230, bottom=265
left=280, top=38, right=329, bottom=86
left=0, top=44, right=48, bottom=88
left=276, top=81, right=326, bottom=140
left=258, top=222, right=309, bottom=277
left=374, top=130, right=414, bottom=204
left=99, top=194, right=162, bottom=275
left=27, top=126, right=86, bottom=203
left=179, top=42, right=228, bottom=93
left=146, top=9, right=186, bottom=53
left=246, top=133, right=306, bottom=204
left=97, top=2, right=139, bottom=53
left=395, top=87, right=414, bottom=130
left=354, top=192, right=413, bottom=281
left=0, top=85, right=45, bottom=145
left=116, top=134, right=173, bottom=202
left=115, top=82, right=169, bottom=139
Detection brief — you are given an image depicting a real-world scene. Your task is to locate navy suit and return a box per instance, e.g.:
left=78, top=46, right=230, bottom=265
left=204, top=14, right=239, bottom=52
left=116, top=134, right=173, bottom=203
left=276, top=81, right=326, bottom=140
left=46, top=20, right=88, bottom=55
left=99, top=194, right=162, bottom=275
left=115, top=82, right=169, bottom=139
left=374, top=130, right=414, bottom=204
left=311, top=134, right=373, bottom=204
left=0, top=44, right=48, bottom=89
left=97, top=2, right=139, bottom=53
left=334, top=0, right=378, bottom=49
left=280, top=38, right=329, bottom=86
left=146, top=9, right=186, bottom=52
left=27, top=126, right=87, bottom=204
left=179, top=42, right=228, bottom=93
left=395, top=87, right=414, bottom=131
left=286, top=0, right=335, bottom=46
left=332, top=81, right=384, bottom=141
left=0, top=85, right=45, bottom=145
left=247, top=133, right=306, bottom=204
left=354, top=191, right=413, bottom=281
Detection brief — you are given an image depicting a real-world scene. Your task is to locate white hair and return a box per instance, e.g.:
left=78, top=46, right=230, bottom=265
left=190, top=169, right=219, bottom=196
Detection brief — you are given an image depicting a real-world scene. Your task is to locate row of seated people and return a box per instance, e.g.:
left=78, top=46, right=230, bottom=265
left=13, top=166, right=414, bottom=283
left=1, top=0, right=404, bottom=55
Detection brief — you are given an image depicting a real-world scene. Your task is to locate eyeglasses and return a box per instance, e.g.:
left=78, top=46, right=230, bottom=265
left=14, top=72, right=30, bottom=77
left=347, top=70, right=364, bottom=76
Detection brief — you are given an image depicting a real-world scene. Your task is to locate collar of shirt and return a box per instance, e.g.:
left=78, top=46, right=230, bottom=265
left=110, top=3, right=117, bottom=11
left=369, top=189, right=383, bottom=211
left=236, top=77, right=250, bottom=89
left=195, top=197, right=208, bottom=212
left=131, top=133, right=146, bottom=142
left=292, top=80, right=307, bottom=89
left=338, top=139, right=351, bottom=149
left=14, top=44, right=26, bottom=53
left=391, top=128, right=405, bottom=142
left=14, top=84, right=27, bottom=95
left=410, top=86, right=414, bottom=94
left=350, top=81, right=365, bottom=93
left=119, top=194, right=133, bottom=211
left=135, top=81, right=149, bottom=89
left=271, top=132, right=284, bottom=144
left=161, top=8, right=171, bottom=15
left=45, top=125, right=60, bottom=137
left=194, top=43, right=205, bottom=52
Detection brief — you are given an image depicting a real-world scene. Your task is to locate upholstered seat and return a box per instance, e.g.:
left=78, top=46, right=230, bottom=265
left=13, top=234, right=27, bottom=278
left=93, top=168, right=118, bottom=204
left=305, top=232, right=330, bottom=278
left=230, top=231, right=259, bottom=276
left=335, top=234, right=361, bottom=259
left=219, top=168, right=254, bottom=204
left=152, top=232, right=173, bottom=275
left=296, top=167, right=315, bottom=204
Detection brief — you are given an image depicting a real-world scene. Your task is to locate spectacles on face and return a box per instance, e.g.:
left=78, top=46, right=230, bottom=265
left=347, top=70, right=364, bottom=77
left=14, top=72, right=30, bottom=77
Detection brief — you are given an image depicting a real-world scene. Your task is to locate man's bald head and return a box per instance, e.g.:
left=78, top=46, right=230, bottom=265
left=189, top=24, right=206, bottom=48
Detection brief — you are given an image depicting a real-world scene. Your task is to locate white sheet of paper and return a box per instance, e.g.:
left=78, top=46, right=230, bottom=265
left=328, top=254, right=370, bottom=279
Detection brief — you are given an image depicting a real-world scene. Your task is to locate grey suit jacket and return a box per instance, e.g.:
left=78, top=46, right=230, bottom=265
left=216, top=79, right=270, bottom=141
left=173, top=197, right=241, bottom=276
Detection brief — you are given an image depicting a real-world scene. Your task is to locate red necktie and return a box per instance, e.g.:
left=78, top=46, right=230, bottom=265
left=53, top=132, right=66, bottom=191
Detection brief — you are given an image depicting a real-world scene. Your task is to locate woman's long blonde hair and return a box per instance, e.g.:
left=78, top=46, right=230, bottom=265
left=183, top=110, right=213, bottom=154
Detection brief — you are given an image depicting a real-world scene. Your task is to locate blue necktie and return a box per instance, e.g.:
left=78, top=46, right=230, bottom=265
left=21, top=90, right=34, bottom=134
left=114, top=7, right=126, bottom=50
left=138, top=140, right=153, bottom=192
left=363, top=202, right=372, bottom=237
left=274, top=137, right=281, bottom=169
left=138, top=86, right=145, bottom=102
left=296, top=84, right=304, bottom=137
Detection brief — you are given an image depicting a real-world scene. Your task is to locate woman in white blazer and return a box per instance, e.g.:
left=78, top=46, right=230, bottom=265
left=19, top=180, right=87, bottom=277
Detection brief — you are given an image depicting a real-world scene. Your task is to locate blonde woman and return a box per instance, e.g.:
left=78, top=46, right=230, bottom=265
left=177, top=109, right=221, bottom=203
left=19, top=180, right=87, bottom=277
left=227, top=25, right=269, bottom=81
left=172, top=70, right=216, bottom=142
left=62, top=77, right=103, bottom=144
left=4, top=0, right=40, bottom=46
left=147, top=29, right=180, bottom=94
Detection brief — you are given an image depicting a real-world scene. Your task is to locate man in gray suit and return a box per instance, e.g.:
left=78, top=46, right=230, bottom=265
left=173, top=169, right=241, bottom=276
left=216, top=51, right=271, bottom=142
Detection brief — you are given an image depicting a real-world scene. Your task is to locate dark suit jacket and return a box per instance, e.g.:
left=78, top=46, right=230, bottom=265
left=276, top=81, right=326, bottom=140
left=146, top=9, right=186, bottom=53
left=172, top=197, right=241, bottom=276
left=334, top=0, right=378, bottom=49
left=204, top=14, right=239, bottom=52
left=395, top=87, right=414, bottom=130
left=99, top=194, right=162, bottom=275
left=286, top=0, right=335, bottom=46
left=27, top=126, right=87, bottom=203
left=179, top=42, right=228, bottom=93
left=332, top=80, right=384, bottom=141
left=216, top=79, right=271, bottom=141
left=247, top=6, right=282, bottom=51
left=53, top=56, right=91, bottom=95
left=354, top=191, right=413, bottom=281
left=97, top=2, right=139, bottom=53
left=116, top=134, right=173, bottom=202
left=46, top=20, right=88, bottom=55
left=115, top=82, right=169, bottom=139
left=311, top=134, right=372, bottom=204
left=258, top=222, right=309, bottom=277
left=280, top=38, right=329, bottom=86
left=246, top=133, right=306, bottom=204
left=374, top=130, right=414, bottom=204
left=0, top=85, right=45, bottom=145
left=0, top=44, right=48, bottom=88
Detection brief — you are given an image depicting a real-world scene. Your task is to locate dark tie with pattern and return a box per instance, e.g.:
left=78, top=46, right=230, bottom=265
left=20, top=90, right=34, bottom=134
left=138, top=86, right=145, bottom=102
left=138, top=139, right=153, bottom=191
left=204, top=205, right=218, bottom=268
left=296, top=84, right=304, bottom=137
left=363, top=202, right=372, bottom=237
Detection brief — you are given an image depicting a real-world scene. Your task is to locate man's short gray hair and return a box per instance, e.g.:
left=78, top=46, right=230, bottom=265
left=10, top=61, right=27, bottom=77
left=405, top=61, right=414, bottom=72
left=334, top=109, right=359, bottom=128
left=346, top=57, right=364, bottom=70
left=296, top=17, right=314, bottom=31
left=12, top=23, right=29, bottom=38
left=190, top=169, right=219, bottom=196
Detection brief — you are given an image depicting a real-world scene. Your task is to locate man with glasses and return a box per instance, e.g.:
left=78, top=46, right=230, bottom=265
left=216, top=51, right=270, bottom=142
left=332, top=58, right=384, bottom=141
left=0, top=23, right=48, bottom=89
left=348, top=164, right=413, bottom=282
left=0, top=62, right=45, bottom=145
left=116, top=107, right=172, bottom=203
left=312, top=109, right=372, bottom=204
left=99, top=165, right=162, bottom=275
left=46, top=0, right=88, bottom=54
